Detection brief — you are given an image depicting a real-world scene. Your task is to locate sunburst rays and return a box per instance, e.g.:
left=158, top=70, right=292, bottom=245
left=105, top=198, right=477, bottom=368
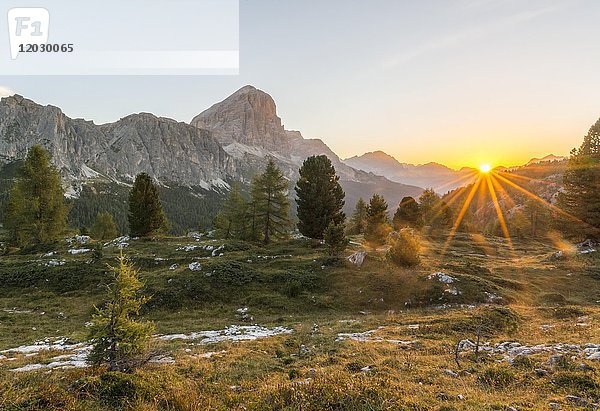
left=440, top=165, right=581, bottom=256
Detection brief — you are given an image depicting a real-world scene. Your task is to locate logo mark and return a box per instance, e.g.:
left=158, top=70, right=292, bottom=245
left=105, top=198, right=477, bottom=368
left=7, top=8, right=49, bottom=59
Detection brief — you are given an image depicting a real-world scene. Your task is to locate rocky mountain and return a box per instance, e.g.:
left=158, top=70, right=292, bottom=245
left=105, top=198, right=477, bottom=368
left=0, top=95, right=235, bottom=189
left=191, top=86, right=423, bottom=210
left=344, top=151, right=477, bottom=193
left=0, top=87, right=423, bottom=230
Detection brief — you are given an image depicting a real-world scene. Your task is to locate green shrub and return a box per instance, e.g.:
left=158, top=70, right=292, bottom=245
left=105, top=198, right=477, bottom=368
left=283, top=280, right=302, bottom=298
left=208, top=261, right=256, bottom=285
left=537, top=292, right=568, bottom=306
left=0, top=261, right=106, bottom=293
left=452, top=306, right=520, bottom=336
left=92, top=243, right=104, bottom=260
left=511, top=355, right=535, bottom=369
left=288, top=369, right=301, bottom=380
left=74, top=372, right=156, bottom=408
left=478, top=366, right=516, bottom=388
left=387, top=229, right=420, bottom=267
left=552, top=372, right=600, bottom=396
left=540, top=306, right=586, bottom=319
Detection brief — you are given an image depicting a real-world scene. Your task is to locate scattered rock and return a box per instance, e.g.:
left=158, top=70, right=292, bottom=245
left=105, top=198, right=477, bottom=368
left=587, top=351, right=600, bottom=361
left=158, top=325, right=293, bottom=344
left=566, top=395, right=589, bottom=407
left=428, top=272, right=457, bottom=284
left=484, top=292, right=503, bottom=303
left=149, top=355, right=175, bottom=365
left=177, top=245, right=200, bottom=252
left=45, top=259, right=66, bottom=267
left=444, top=369, right=458, bottom=378
left=444, top=287, right=461, bottom=296
left=236, top=307, right=253, bottom=322
left=104, top=236, right=130, bottom=248
left=211, top=244, right=225, bottom=257
left=188, top=262, right=202, bottom=271
left=347, top=251, right=367, bottom=267
left=67, top=235, right=90, bottom=245
left=68, top=249, right=91, bottom=255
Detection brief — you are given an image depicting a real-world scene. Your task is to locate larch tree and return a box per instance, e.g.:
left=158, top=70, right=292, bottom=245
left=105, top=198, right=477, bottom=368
left=128, top=173, right=168, bottom=237
left=90, top=211, right=119, bottom=240
left=88, top=254, right=154, bottom=372
left=214, top=183, right=249, bottom=239
left=348, top=197, right=369, bottom=234
left=250, top=159, right=291, bottom=244
left=295, top=155, right=345, bottom=239
left=3, top=145, right=68, bottom=246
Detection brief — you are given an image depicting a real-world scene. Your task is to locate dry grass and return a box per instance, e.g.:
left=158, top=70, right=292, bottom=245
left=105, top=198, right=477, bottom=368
left=0, top=232, right=599, bottom=410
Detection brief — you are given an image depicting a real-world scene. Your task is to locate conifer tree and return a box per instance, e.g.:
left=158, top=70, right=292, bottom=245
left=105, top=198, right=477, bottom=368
left=364, top=194, right=390, bottom=246
left=3, top=145, right=68, bottom=246
left=250, top=159, right=291, bottom=244
left=418, top=188, right=441, bottom=226
left=88, top=254, right=154, bottom=372
left=295, top=155, right=346, bottom=239
left=348, top=197, right=369, bottom=234
left=393, top=196, right=423, bottom=229
left=128, top=173, right=167, bottom=237
left=559, top=118, right=600, bottom=239
left=324, top=221, right=349, bottom=256
left=418, top=189, right=453, bottom=229
left=214, top=183, right=249, bottom=239
left=436, top=200, right=454, bottom=229
left=90, top=211, right=119, bottom=240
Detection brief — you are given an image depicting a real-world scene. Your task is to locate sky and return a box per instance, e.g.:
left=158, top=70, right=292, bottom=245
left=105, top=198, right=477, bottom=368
left=1, top=0, right=599, bottom=169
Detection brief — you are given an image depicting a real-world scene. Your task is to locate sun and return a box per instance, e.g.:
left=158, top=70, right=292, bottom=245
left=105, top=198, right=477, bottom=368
left=479, top=163, right=492, bottom=173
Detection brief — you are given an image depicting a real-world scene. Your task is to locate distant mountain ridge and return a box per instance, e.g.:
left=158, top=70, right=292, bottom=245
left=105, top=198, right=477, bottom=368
left=344, top=150, right=568, bottom=193
left=344, top=151, right=476, bottom=193
left=526, top=154, right=567, bottom=166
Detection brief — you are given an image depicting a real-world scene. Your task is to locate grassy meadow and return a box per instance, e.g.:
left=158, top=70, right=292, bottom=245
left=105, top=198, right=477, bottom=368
left=0, top=230, right=599, bottom=410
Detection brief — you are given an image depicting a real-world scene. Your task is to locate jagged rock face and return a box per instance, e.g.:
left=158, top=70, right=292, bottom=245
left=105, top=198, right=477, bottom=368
left=190, top=86, right=419, bottom=183
left=0, top=95, right=235, bottom=187
left=0, top=95, right=104, bottom=175
left=96, top=114, right=235, bottom=185
left=190, top=85, right=424, bottom=211
left=191, top=85, right=289, bottom=152
left=0, top=86, right=424, bottom=213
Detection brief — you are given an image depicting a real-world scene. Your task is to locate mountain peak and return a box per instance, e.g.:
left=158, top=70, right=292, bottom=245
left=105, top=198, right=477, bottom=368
left=233, top=84, right=259, bottom=94
left=190, top=85, right=285, bottom=150
left=345, top=150, right=403, bottom=165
